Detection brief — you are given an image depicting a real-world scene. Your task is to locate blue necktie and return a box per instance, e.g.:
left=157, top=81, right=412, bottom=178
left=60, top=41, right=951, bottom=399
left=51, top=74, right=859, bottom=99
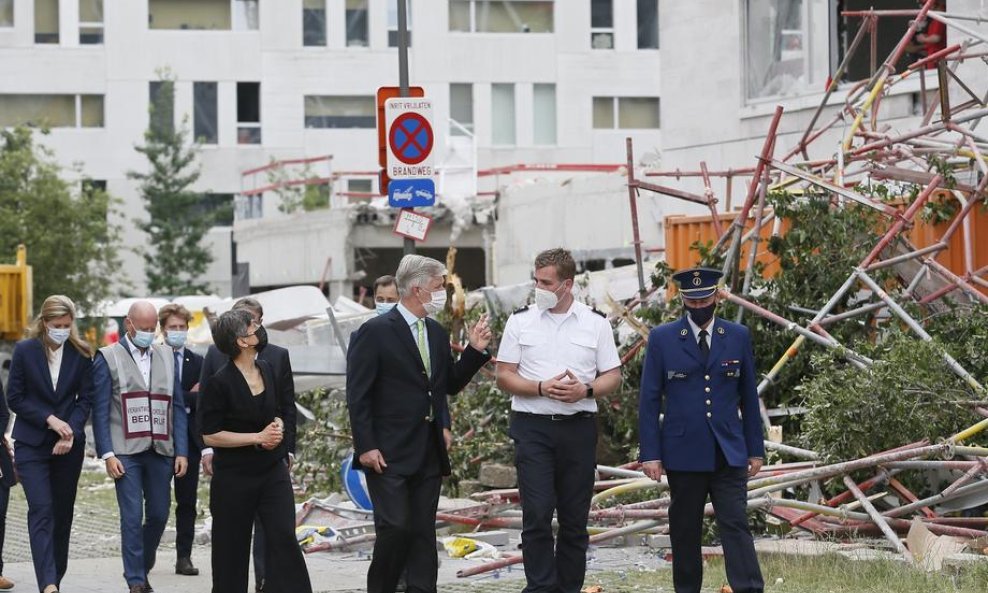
left=174, top=350, right=183, bottom=390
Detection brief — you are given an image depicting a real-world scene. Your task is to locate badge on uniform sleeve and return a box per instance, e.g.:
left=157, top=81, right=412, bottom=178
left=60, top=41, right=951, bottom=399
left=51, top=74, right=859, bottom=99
left=717, top=327, right=725, bottom=335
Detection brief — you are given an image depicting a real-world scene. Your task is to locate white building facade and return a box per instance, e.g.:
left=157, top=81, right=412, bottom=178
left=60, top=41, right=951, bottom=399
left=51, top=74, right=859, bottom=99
left=0, top=0, right=662, bottom=297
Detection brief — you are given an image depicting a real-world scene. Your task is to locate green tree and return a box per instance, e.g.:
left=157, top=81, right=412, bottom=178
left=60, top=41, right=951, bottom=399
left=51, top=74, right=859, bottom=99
left=128, top=74, right=214, bottom=295
left=0, top=126, right=124, bottom=314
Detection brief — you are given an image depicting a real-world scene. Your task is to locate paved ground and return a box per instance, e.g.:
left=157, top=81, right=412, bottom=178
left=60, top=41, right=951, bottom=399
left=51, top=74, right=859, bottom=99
left=1, top=466, right=676, bottom=593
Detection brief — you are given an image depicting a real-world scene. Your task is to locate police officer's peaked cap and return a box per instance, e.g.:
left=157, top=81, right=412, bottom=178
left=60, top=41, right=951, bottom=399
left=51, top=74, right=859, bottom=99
left=672, top=267, right=723, bottom=300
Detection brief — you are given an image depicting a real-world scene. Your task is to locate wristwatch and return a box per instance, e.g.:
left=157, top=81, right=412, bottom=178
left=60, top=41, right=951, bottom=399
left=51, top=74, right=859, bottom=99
left=585, top=383, right=594, bottom=399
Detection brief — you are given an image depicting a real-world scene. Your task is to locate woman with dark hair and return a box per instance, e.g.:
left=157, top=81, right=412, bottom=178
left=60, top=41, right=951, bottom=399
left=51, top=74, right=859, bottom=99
left=198, top=309, right=312, bottom=593
left=6, top=295, right=95, bottom=593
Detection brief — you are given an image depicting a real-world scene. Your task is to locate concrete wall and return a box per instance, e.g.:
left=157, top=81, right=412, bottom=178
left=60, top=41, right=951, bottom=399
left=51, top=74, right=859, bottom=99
left=493, top=171, right=668, bottom=285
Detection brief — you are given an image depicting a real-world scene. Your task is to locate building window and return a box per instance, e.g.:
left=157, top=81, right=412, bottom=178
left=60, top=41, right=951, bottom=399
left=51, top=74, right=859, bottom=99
left=533, top=83, right=556, bottom=145
left=491, top=83, right=515, bottom=145
left=200, top=193, right=235, bottom=226
left=237, top=82, right=261, bottom=144
left=346, top=0, right=369, bottom=47
left=35, top=0, right=59, bottom=44
left=149, top=0, right=258, bottom=31
left=233, top=0, right=259, bottom=30
left=194, top=82, right=218, bottom=144
left=79, top=0, right=104, bottom=44
left=0, top=94, right=105, bottom=128
left=450, top=83, right=473, bottom=136
left=149, top=81, right=175, bottom=135
left=745, top=0, right=806, bottom=100
left=387, top=0, right=411, bottom=47
left=348, top=178, right=373, bottom=193
left=449, top=0, right=553, bottom=33
left=0, top=0, right=12, bottom=27
left=637, top=0, right=658, bottom=49
left=80, top=95, right=104, bottom=127
left=304, top=95, right=375, bottom=129
left=593, top=96, right=659, bottom=129
left=590, top=0, right=613, bottom=49
left=303, top=0, right=326, bottom=46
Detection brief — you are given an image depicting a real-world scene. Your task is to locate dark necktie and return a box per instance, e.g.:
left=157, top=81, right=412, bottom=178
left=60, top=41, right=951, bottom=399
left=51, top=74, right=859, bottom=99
left=174, top=350, right=183, bottom=391
left=698, top=329, right=709, bottom=362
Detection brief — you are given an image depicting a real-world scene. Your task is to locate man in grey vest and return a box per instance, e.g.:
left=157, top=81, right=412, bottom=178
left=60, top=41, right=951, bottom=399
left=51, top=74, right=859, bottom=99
left=92, top=301, right=188, bottom=593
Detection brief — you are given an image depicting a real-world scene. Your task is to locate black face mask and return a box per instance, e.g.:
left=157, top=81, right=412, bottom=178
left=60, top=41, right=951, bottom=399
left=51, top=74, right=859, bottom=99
left=254, top=325, right=269, bottom=352
left=684, top=302, right=716, bottom=327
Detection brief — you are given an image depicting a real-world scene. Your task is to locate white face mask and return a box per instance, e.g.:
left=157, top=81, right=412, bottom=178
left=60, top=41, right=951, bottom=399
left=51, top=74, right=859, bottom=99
left=47, top=326, right=71, bottom=345
left=421, top=287, right=447, bottom=315
left=535, top=284, right=567, bottom=311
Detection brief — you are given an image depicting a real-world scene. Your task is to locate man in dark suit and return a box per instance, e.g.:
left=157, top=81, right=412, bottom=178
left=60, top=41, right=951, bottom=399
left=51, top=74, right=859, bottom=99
left=199, top=297, right=296, bottom=593
left=160, top=304, right=206, bottom=576
left=347, top=254, right=492, bottom=593
left=638, top=267, right=765, bottom=593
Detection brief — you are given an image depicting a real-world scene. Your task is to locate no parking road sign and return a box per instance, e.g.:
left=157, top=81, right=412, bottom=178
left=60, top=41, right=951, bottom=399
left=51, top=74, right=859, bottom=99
left=385, top=98, right=434, bottom=179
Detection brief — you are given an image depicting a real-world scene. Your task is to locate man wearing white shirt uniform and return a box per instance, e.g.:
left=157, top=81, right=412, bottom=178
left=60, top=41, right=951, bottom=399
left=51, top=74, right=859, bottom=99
left=496, top=248, right=622, bottom=593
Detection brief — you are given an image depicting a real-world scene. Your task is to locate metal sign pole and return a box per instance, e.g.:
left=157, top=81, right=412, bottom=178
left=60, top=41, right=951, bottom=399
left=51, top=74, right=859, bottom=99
left=397, top=0, right=415, bottom=256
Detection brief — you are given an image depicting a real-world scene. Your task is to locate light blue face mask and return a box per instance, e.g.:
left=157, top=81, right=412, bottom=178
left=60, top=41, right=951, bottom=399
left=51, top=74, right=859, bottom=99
left=47, top=326, right=72, bottom=345
left=165, top=330, right=188, bottom=349
left=131, top=330, right=155, bottom=349
left=376, top=302, right=397, bottom=316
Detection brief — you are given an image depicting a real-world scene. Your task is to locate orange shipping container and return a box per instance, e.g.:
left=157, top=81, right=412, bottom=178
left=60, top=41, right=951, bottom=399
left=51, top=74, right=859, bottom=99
left=665, top=205, right=988, bottom=296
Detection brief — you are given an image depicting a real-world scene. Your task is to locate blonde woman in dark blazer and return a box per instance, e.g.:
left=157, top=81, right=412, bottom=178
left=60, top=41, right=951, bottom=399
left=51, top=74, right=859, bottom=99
left=7, top=295, right=94, bottom=593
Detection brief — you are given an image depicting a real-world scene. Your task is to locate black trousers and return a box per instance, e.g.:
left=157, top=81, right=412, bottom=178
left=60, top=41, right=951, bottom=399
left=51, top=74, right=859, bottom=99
left=666, top=450, right=764, bottom=593
left=174, top=436, right=202, bottom=560
left=209, top=461, right=312, bottom=593
left=510, top=413, right=597, bottom=593
left=364, top=444, right=442, bottom=593
left=252, top=517, right=266, bottom=583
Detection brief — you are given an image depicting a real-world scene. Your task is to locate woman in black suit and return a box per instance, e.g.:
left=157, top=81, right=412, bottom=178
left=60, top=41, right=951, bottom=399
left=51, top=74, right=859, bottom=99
left=198, top=309, right=311, bottom=593
left=6, top=295, right=94, bottom=593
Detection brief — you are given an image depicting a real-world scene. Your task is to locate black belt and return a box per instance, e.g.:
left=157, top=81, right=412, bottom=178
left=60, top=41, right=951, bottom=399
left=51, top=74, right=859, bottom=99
left=512, top=411, right=596, bottom=421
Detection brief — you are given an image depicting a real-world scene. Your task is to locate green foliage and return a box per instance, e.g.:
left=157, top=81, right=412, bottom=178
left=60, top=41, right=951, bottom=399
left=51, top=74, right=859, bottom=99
left=269, top=161, right=330, bottom=214
left=0, top=126, right=124, bottom=313
left=746, top=193, right=891, bottom=417
left=294, top=387, right=353, bottom=497
left=128, top=72, right=214, bottom=295
left=926, top=303, right=988, bottom=380
left=798, top=332, right=977, bottom=463
left=446, top=379, right=513, bottom=495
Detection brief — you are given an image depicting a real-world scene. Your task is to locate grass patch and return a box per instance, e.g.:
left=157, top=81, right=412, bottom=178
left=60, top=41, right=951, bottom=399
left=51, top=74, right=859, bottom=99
left=585, top=553, right=988, bottom=593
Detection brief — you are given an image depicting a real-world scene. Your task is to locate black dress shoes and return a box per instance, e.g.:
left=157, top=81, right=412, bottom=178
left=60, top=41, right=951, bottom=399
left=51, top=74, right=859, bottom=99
left=175, top=557, right=200, bottom=576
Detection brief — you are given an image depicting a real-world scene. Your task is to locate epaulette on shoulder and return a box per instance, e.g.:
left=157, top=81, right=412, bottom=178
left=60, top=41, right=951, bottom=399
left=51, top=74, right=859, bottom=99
left=512, top=305, right=530, bottom=315
left=591, top=307, right=606, bottom=318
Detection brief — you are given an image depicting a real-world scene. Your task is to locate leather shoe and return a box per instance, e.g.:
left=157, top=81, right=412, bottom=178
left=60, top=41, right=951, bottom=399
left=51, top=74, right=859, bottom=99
left=176, top=557, right=200, bottom=576
left=0, top=576, right=14, bottom=590
left=129, top=585, right=145, bottom=593
left=143, top=580, right=154, bottom=593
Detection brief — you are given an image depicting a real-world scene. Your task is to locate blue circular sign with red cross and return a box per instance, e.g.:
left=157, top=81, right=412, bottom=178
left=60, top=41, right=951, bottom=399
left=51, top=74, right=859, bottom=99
left=388, top=113, right=434, bottom=165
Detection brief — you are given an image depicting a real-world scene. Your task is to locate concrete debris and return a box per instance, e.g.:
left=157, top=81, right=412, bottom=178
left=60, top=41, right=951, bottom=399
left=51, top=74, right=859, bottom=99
left=478, top=463, right=518, bottom=489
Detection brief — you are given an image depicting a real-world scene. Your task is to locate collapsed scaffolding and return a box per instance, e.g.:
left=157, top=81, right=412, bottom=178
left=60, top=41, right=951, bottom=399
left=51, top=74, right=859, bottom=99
left=606, top=0, right=988, bottom=568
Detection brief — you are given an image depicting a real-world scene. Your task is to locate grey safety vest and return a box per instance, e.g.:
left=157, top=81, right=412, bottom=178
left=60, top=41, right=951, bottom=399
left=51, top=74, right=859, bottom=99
left=99, top=341, right=177, bottom=457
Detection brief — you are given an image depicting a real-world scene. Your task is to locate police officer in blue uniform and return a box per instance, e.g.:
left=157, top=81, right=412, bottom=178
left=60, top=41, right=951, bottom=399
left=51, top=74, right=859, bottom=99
left=638, top=267, right=765, bottom=593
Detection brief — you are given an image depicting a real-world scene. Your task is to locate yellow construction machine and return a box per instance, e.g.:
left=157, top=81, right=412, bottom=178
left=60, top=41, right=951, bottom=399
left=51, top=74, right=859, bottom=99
left=0, top=245, right=33, bottom=381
